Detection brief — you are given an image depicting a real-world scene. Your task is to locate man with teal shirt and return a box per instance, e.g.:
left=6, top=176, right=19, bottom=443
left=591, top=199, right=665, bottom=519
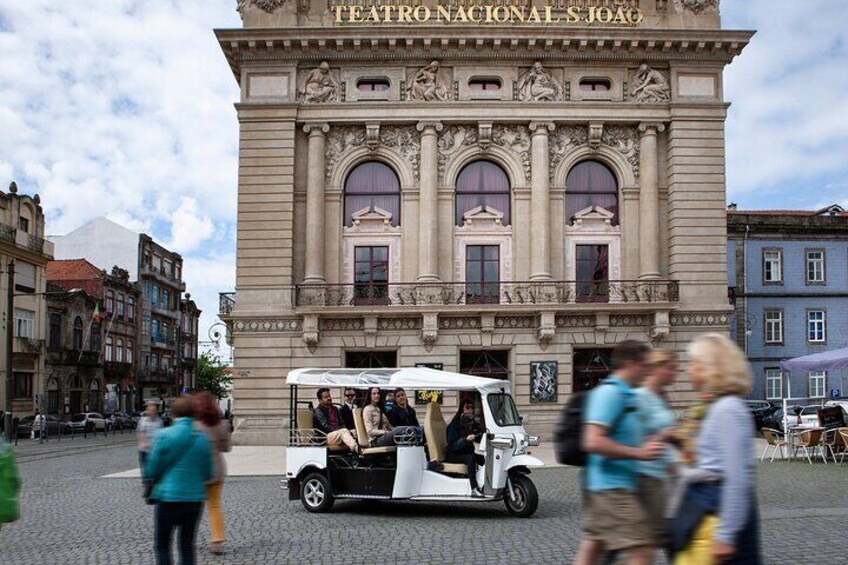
left=574, top=340, right=665, bottom=565
left=146, top=397, right=212, bottom=565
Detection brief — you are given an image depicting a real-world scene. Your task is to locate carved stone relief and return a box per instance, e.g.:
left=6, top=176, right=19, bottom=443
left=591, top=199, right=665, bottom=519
left=299, top=62, right=341, bottom=103
left=515, top=62, right=560, bottom=101
left=601, top=125, right=640, bottom=179
left=325, top=125, right=419, bottom=181
left=556, top=315, right=594, bottom=328
left=670, top=312, right=729, bottom=327
left=491, top=125, right=531, bottom=181
left=406, top=61, right=451, bottom=102
left=549, top=124, right=640, bottom=181
left=237, top=0, right=289, bottom=17
left=437, top=125, right=477, bottom=180
left=439, top=317, right=480, bottom=330
left=233, top=318, right=302, bottom=333
left=675, top=0, right=719, bottom=14
left=630, top=64, right=671, bottom=103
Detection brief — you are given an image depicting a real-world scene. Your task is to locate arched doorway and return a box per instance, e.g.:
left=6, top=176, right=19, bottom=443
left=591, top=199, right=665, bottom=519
left=88, top=379, right=102, bottom=412
left=47, top=378, right=60, bottom=416
left=69, top=374, right=84, bottom=414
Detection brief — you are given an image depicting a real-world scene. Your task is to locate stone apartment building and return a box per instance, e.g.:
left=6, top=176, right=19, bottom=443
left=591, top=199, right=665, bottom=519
left=49, top=218, right=190, bottom=403
left=218, top=0, right=752, bottom=443
left=0, top=182, right=54, bottom=418
left=179, top=295, right=202, bottom=392
left=47, top=259, right=142, bottom=415
left=728, top=205, right=848, bottom=402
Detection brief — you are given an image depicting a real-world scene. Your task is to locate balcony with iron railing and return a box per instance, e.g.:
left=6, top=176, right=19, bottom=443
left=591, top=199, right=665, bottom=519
left=219, top=292, right=235, bottom=317
left=140, top=263, right=187, bottom=291
left=139, top=367, right=176, bottom=383
left=293, top=280, right=679, bottom=312
left=103, top=361, right=133, bottom=379
left=45, top=348, right=101, bottom=366
left=0, top=223, right=54, bottom=256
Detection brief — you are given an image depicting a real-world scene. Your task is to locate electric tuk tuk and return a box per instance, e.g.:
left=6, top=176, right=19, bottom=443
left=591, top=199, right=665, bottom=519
left=281, top=367, right=542, bottom=517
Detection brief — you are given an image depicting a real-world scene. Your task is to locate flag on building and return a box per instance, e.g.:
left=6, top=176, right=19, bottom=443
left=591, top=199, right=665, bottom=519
left=92, top=302, right=102, bottom=323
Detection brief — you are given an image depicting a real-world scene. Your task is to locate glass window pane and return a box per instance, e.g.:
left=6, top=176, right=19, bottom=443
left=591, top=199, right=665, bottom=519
left=355, top=247, right=370, bottom=262
left=372, top=246, right=388, bottom=261
left=466, top=261, right=482, bottom=283
left=484, top=245, right=499, bottom=261
left=467, top=246, right=481, bottom=261
left=483, top=260, right=499, bottom=282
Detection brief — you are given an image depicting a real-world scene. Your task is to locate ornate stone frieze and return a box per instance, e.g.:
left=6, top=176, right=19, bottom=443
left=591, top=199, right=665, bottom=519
left=515, top=62, right=560, bottom=102
left=319, top=318, right=365, bottom=332
left=439, top=317, right=480, bottom=330
left=670, top=312, right=730, bottom=327
left=601, top=125, right=640, bottom=179
left=437, top=125, right=478, bottom=179
left=556, top=315, right=594, bottom=328
left=549, top=124, right=640, bottom=181
left=326, top=125, right=419, bottom=181
left=406, top=61, right=451, bottom=102
left=675, top=0, right=719, bottom=14
left=298, top=62, right=341, bottom=103
left=491, top=125, right=531, bottom=181
left=494, top=316, right=534, bottom=329
left=378, top=318, right=421, bottom=331
left=237, top=0, right=288, bottom=18
left=630, top=65, right=671, bottom=103
left=233, top=318, right=302, bottom=333
left=609, top=314, right=650, bottom=327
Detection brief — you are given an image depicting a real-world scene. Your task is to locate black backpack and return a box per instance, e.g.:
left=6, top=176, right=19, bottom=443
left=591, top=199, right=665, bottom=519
left=554, top=382, right=625, bottom=467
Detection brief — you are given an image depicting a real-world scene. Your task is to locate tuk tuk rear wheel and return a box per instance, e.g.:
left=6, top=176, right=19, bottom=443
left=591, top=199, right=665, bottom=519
left=504, top=474, right=538, bottom=518
left=300, top=472, right=334, bottom=513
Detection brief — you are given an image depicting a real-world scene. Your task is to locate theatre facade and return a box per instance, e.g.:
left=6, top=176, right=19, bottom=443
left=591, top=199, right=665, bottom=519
left=218, top=0, right=751, bottom=443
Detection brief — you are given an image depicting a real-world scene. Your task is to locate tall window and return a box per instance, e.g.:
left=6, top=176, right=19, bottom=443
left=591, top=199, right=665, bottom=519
left=127, top=340, right=134, bottom=364
left=105, top=336, right=113, bottom=362
left=90, top=322, right=101, bottom=352
left=49, top=313, right=62, bottom=348
left=807, top=310, right=826, bottom=343
left=762, top=249, right=782, bottom=283
left=88, top=379, right=101, bottom=412
left=15, top=309, right=34, bottom=338
left=765, top=369, right=782, bottom=400
left=808, top=371, right=826, bottom=398
left=106, top=291, right=114, bottom=314
left=72, top=317, right=83, bottom=350
left=151, top=319, right=160, bottom=341
left=455, top=160, right=511, bottom=226
left=13, top=372, right=32, bottom=399
left=116, top=338, right=124, bottom=363
left=465, top=245, right=500, bottom=304
left=344, top=162, right=401, bottom=227
left=566, top=160, right=618, bottom=225
left=117, top=294, right=125, bottom=318
left=354, top=246, right=389, bottom=304
left=764, top=310, right=783, bottom=344
left=14, top=261, right=36, bottom=293
left=162, top=322, right=170, bottom=343
left=576, top=244, right=610, bottom=302
left=806, top=250, right=825, bottom=284
left=18, top=216, right=29, bottom=233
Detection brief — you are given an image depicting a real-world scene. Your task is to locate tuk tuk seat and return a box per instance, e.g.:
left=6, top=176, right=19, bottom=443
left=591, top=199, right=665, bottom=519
left=353, top=407, right=397, bottom=456
left=296, top=408, right=347, bottom=451
left=424, top=402, right=468, bottom=476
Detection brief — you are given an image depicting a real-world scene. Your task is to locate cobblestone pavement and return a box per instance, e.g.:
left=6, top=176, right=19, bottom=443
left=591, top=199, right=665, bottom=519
left=1, top=435, right=846, bottom=564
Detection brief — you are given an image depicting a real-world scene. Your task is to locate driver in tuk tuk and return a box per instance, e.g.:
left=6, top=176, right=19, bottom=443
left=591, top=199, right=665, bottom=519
left=313, top=388, right=360, bottom=454
left=446, top=399, right=485, bottom=496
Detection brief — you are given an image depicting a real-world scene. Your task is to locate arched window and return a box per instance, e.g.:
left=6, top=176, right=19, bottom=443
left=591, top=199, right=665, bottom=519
left=116, top=338, right=124, bottom=363
left=105, top=336, right=113, bottom=362
left=455, top=160, right=511, bottom=226
left=344, top=161, right=401, bottom=227
left=566, top=160, right=619, bottom=225
left=70, top=374, right=83, bottom=414
left=88, top=379, right=101, bottom=413
left=72, top=317, right=84, bottom=350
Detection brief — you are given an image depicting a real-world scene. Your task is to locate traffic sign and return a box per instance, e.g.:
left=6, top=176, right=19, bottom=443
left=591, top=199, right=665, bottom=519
left=830, top=389, right=840, bottom=399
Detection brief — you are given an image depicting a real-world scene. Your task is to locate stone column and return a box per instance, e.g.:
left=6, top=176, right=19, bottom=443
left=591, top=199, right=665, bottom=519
left=638, top=122, right=665, bottom=280
left=416, top=121, right=443, bottom=282
left=303, top=122, right=330, bottom=284
left=529, top=122, right=555, bottom=280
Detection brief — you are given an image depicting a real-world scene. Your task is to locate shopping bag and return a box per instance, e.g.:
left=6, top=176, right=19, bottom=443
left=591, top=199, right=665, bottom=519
left=0, top=442, right=21, bottom=523
left=674, top=514, right=719, bottom=565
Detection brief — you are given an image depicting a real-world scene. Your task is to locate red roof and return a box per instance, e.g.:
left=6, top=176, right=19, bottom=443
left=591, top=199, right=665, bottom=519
left=47, top=259, right=103, bottom=297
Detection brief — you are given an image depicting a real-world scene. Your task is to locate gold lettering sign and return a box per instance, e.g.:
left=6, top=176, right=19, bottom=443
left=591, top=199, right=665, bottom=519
left=330, top=1, right=644, bottom=26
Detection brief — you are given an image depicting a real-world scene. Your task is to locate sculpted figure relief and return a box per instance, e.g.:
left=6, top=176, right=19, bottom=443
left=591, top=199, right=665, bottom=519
left=631, top=64, right=670, bottom=103
left=300, top=62, right=341, bottom=103
left=516, top=62, right=558, bottom=101
left=237, top=0, right=289, bottom=16
left=406, top=61, right=450, bottom=102
left=675, top=0, right=719, bottom=14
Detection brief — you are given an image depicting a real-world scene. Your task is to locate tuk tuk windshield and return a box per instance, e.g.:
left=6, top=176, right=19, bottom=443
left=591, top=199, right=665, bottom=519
left=487, top=393, right=522, bottom=427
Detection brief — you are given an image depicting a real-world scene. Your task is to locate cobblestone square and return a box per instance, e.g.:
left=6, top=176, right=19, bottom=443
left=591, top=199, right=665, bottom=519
left=1, top=435, right=846, bottom=564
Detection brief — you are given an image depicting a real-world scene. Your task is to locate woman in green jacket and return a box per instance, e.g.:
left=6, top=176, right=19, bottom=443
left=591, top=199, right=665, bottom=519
left=0, top=435, right=21, bottom=528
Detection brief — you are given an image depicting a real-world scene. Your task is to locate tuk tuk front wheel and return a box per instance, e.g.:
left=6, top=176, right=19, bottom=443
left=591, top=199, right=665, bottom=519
left=504, top=474, right=538, bottom=518
left=300, top=472, right=334, bottom=513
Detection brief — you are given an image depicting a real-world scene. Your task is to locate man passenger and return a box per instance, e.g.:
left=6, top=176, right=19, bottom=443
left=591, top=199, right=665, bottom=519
left=339, top=387, right=357, bottom=430
left=313, top=388, right=359, bottom=453
left=387, top=388, right=419, bottom=427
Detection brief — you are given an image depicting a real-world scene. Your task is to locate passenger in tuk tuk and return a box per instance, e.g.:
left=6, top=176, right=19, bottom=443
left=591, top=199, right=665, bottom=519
left=363, top=387, right=422, bottom=447
left=340, top=388, right=357, bottom=431
left=386, top=388, right=419, bottom=427
left=313, top=388, right=360, bottom=454
left=446, top=399, right=485, bottom=495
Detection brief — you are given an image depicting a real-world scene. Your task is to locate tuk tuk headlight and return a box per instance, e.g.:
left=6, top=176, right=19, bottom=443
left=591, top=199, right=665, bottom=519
left=490, top=437, right=515, bottom=450
left=527, top=435, right=540, bottom=447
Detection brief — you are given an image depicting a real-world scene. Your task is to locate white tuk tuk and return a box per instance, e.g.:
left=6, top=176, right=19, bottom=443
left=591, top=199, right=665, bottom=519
left=281, top=367, right=543, bottom=517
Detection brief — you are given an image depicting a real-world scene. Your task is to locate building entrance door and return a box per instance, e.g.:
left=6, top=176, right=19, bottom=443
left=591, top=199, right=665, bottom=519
left=572, top=348, right=613, bottom=392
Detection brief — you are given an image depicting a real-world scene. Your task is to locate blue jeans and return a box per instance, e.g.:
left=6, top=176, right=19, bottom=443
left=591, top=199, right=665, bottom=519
left=155, top=502, right=203, bottom=565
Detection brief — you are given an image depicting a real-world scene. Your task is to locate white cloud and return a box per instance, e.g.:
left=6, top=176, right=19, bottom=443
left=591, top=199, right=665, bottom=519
left=167, top=197, right=215, bottom=254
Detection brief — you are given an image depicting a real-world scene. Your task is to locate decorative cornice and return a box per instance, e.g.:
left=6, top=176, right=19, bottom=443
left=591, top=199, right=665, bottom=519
left=233, top=318, right=302, bottom=333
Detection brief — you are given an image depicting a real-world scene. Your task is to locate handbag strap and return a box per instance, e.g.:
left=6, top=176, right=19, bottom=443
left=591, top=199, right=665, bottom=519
left=150, top=430, right=199, bottom=487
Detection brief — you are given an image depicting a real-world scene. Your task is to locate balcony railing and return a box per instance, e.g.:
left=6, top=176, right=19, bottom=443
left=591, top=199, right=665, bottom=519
left=219, top=292, right=235, bottom=316
left=0, top=224, right=15, bottom=244
left=104, top=361, right=133, bottom=379
left=294, top=280, right=679, bottom=308
left=139, top=368, right=176, bottom=383
left=45, top=348, right=101, bottom=366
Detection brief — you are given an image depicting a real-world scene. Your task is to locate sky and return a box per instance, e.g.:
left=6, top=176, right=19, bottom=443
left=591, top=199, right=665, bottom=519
left=1, top=0, right=847, bottom=342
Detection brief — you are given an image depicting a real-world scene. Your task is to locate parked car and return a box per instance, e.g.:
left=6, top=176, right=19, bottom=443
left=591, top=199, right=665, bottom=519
left=68, top=412, right=110, bottom=433
left=761, top=405, right=802, bottom=434
left=15, top=415, right=71, bottom=438
left=798, top=405, right=825, bottom=428
left=746, top=400, right=777, bottom=431
left=105, top=411, right=135, bottom=430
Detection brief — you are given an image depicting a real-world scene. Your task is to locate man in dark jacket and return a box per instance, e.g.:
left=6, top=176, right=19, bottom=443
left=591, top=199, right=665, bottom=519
left=313, top=388, right=359, bottom=452
left=445, top=399, right=485, bottom=495
left=387, top=388, right=419, bottom=427
left=339, top=388, right=357, bottom=431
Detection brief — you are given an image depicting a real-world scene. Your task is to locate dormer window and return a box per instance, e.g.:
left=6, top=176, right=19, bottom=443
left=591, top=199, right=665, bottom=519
left=579, top=78, right=611, bottom=92
left=469, top=78, right=502, bottom=92
left=357, top=78, right=390, bottom=92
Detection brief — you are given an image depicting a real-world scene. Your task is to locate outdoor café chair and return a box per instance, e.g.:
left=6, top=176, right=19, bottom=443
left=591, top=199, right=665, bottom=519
left=792, top=427, right=827, bottom=465
left=821, top=428, right=842, bottom=463
left=760, top=428, right=789, bottom=461
left=839, top=428, right=848, bottom=465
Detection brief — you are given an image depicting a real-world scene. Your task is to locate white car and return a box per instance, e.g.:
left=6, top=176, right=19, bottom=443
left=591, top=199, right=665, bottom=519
left=69, top=412, right=111, bottom=432
left=798, top=406, right=823, bottom=428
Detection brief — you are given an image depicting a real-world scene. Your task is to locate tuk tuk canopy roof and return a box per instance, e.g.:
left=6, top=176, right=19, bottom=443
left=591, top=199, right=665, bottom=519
left=285, top=367, right=510, bottom=394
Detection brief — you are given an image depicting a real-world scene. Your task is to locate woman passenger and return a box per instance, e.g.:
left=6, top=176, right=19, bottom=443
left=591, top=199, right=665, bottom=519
left=363, top=387, right=420, bottom=447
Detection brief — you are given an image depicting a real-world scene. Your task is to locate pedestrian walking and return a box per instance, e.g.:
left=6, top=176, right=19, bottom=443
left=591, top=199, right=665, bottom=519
left=669, top=333, right=762, bottom=564
left=137, top=401, right=163, bottom=476
left=194, top=392, right=232, bottom=556
left=573, top=340, right=665, bottom=565
left=145, top=396, right=212, bottom=565
left=635, top=349, right=678, bottom=549
left=0, top=435, right=21, bottom=530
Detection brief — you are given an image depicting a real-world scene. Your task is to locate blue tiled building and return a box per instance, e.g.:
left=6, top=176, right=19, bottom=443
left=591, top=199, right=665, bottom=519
left=728, top=205, right=848, bottom=402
